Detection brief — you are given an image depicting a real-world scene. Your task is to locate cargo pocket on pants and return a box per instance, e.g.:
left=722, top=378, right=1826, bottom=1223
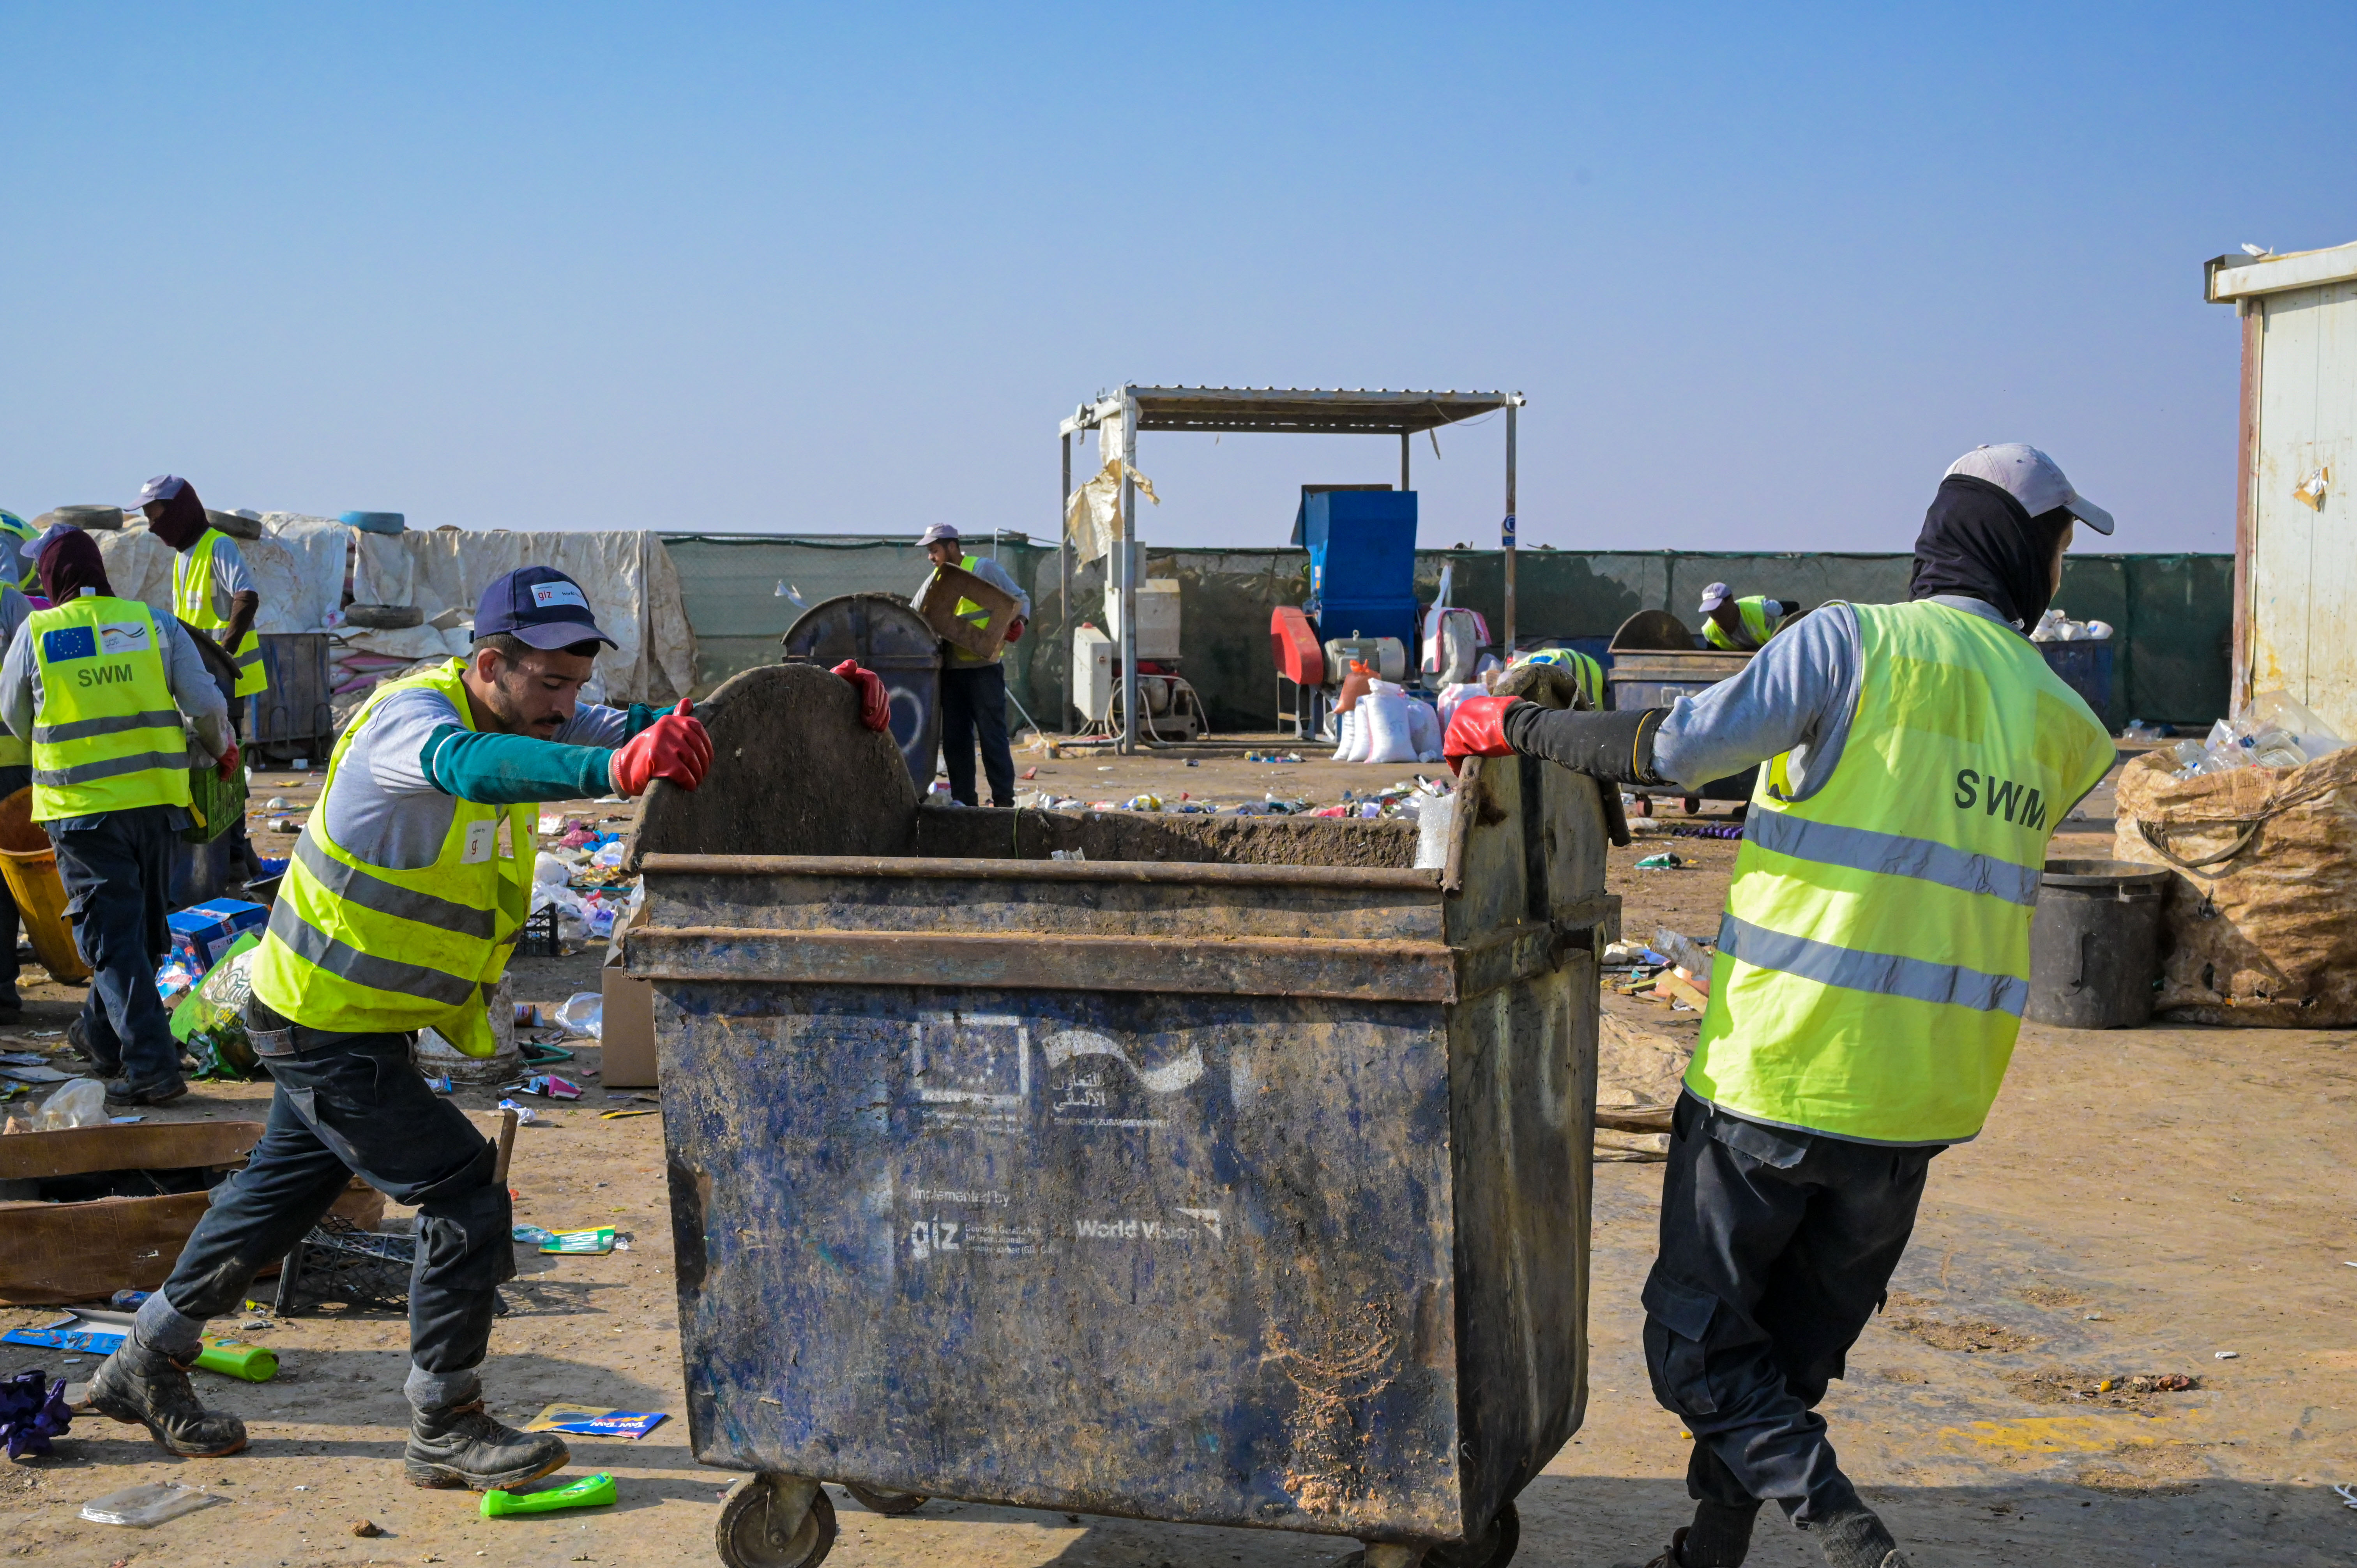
left=1642, top=1272, right=1723, bottom=1417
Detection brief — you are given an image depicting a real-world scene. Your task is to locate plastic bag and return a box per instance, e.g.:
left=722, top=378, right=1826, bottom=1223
left=553, top=992, right=603, bottom=1040
left=534, top=852, right=573, bottom=887
left=589, top=840, right=628, bottom=869
left=1360, top=682, right=1419, bottom=766
left=34, top=1077, right=107, bottom=1130
left=171, top=934, right=261, bottom=1077
left=78, top=1482, right=225, bottom=1527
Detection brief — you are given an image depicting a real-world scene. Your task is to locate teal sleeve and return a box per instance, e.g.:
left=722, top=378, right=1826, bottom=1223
left=422, top=724, right=614, bottom=804
left=625, top=703, right=658, bottom=738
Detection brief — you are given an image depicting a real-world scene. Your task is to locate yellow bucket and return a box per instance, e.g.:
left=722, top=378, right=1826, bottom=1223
left=0, top=787, right=91, bottom=985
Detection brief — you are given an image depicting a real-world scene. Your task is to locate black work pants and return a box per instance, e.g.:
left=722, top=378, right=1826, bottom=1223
left=49, top=805, right=179, bottom=1086
left=939, top=661, right=1015, bottom=808
left=0, top=765, right=28, bottom=1005
left=160, top=1021, right=514, bottom=1376
left=1643, top=1092, right=1937, bottom=1526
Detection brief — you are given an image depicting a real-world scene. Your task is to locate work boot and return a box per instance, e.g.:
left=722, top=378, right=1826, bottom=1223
left=1634, top=1527, right=1692, bottom=1568
left=1812, top=1506, right=1910, bottom=1568
left=88, top=1335, right=248, bottom=1457
left=405, top=1398, right=570, bottom=1490
left=66, top=1017, right=120, bottom=1076
left=104, top=1074, right=188, bottom=1107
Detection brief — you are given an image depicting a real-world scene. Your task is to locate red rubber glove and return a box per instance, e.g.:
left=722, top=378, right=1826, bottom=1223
left=215, top=741, right=240, bottom=781
left=1443, top=695, right=1519, bottom=775
left=611, top=700, right=713, bottom=795
left=832, top=660, right=891, bottom=731
left=1004, top=616, right=1026, bottom=644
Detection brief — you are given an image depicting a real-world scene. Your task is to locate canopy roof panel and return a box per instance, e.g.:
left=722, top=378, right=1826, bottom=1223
left=1062, top=386, right=1521, bottom=437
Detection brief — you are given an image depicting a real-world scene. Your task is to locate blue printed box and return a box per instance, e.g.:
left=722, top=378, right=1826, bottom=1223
left=166, top=899, right=269, bottom=974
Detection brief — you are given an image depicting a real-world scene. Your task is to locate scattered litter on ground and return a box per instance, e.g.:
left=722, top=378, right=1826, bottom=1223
left=2333, top=1483, right=2357, bottom=1510
left=539, top=1228, right=617, bottom=1255
left=79, top=1481, right=226, bottom=1526
left=0, top=1369, right=69, bottom=1458
left=1634, top=852, right=1685, bottom=869
left=598, top=1108, right=657, bottom=1120
left=481, top=1473, right=617, bottom=1518
left=498, top=1097, right=545, bottom=1126
left=521, top=1405, right=668, bottom=1439
left=512, top=1225, right=559, bottom=1245
left=2215, top=1350, right=2239, bottom=1359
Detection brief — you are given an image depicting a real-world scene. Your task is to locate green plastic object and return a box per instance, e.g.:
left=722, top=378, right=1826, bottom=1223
left=194, top=1337, right=277, bottom=1383
left=1634, top=852, right=1684, bottom=869
left=182, top=754, right=250, bottom=845
left=481, top=1473, right=617, bottom=1518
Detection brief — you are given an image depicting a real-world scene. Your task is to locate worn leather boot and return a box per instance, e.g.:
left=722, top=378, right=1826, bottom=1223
left=104, top=1074, right=189, bottom=1106
left=1813, top=1506, right=1911, bottom=1568
left=405, top=1398, right=570, bottom=1490
left=88, top=1336, right=247, bottom=1457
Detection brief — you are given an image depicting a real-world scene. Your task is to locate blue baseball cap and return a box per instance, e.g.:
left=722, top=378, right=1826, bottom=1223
left=475, top=566, right=617, bottom=652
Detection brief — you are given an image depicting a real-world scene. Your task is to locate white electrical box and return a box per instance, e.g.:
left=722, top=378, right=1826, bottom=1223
left=1072, top=625, right=1116, bottom=723
left=1104, top=579, right=1182, bottom=661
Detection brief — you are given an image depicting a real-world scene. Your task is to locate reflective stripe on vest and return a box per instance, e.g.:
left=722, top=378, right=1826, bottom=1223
left=174, top=529, right=269, bottom=698
left=1684, top=600, right=2115, bottom=1144
left=247, top=658, right=534, bottom=1056
left=26, top=598, right=191, bottom=822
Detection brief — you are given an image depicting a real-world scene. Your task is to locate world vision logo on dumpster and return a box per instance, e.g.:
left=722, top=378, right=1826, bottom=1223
left=1952, top=769, right=2047, bottom=830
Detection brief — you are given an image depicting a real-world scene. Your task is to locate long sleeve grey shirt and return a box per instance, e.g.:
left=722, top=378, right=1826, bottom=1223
left=1650, top=596, right=2015, bottom=799
left=1, top=591, right=236, bottom=821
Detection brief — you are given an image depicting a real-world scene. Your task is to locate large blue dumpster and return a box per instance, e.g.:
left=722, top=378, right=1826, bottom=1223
left=627, top=663, right=1615, bottom=1568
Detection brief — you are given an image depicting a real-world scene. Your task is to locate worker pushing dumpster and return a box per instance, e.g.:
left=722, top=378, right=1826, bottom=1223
left=625, top=662, right=1620, bottom=1568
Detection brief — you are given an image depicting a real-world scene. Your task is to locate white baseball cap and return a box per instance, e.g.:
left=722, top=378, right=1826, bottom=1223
left=1944, top=444, right=2114, bottom=535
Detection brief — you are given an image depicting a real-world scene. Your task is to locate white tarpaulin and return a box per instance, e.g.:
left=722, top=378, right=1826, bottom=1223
left=95, top=519, right=694, bottom=705
left=1064, top=457, right=1159, bottom=567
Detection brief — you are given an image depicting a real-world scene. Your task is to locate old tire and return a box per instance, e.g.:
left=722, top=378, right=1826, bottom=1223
left=345, top=603, right=424, bottom=630
left=1427, top=1500, right=1520, bottom=1568
left=843, top=1481, right=928, bottom=1517
left=715, top=1476, right=836, bottom=1568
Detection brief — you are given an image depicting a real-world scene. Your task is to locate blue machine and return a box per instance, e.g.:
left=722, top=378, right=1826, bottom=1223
left=1291, top=487, right=1419, bottom=650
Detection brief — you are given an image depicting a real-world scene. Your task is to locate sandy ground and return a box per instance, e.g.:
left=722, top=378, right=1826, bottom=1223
left=3, top=750, right=2353, bottom=1567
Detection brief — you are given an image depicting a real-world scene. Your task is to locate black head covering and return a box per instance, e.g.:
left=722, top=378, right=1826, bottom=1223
left=1907, top=474, right=2074, bottom=633
left=148, top=480, right=210, bottom=551
left=38, top=529, right=114, bottom=602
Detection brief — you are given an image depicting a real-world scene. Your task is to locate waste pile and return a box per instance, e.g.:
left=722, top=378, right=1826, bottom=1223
left=2031, top=608, right=2114, bottom=642
left=532, top=810, right=640, bottom=943
left=1016, top=776, right=1454, bottom=820
left=2165, top=690, right=2346, bottom=778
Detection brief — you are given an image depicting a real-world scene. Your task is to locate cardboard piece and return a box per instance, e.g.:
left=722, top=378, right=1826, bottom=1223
left=0, top=1120, right=383, bottom=1305
left=600, top=950, right=656, bottom=1088
left=909, top=560, right=1021, bottom=661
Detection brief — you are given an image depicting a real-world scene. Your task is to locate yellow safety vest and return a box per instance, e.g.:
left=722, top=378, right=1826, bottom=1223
left=1512, top=647, right=1605, bottom=710
left=26, top=596, right=191, bottom=823
left=0, top=512, right=35, bottom=594
left=249, top=659, right=534, bottom=1058
left=1686, top=600, right=2115, bottom=1144
left=944, top=553, right=1004, bottom=666
left=173, top=528, right=269, bottom=698
left=1703, top=596, right=1783, bottom=651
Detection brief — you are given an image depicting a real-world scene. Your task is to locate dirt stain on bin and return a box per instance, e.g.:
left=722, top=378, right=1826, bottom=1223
left=1265, top=1298, right=1400, bottom=1513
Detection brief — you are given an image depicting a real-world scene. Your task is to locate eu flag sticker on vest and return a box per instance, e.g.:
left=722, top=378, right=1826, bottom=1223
left=40, top=627, right=95, bottom=662
left=98, top=621, right=152, bottom=655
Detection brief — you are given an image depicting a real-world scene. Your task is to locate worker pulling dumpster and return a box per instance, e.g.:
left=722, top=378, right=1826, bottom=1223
left=85, top=568, right=891, bottom=1492
left=1447, top=443, right=2119, bottom=1568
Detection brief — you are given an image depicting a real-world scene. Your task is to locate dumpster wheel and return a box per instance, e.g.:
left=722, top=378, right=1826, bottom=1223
left=843, top=1481, right=929, bottom=1517
left=1343, top=1500, right=1520, bottom=1568
left=716, top=1474, right=836, bottom=1568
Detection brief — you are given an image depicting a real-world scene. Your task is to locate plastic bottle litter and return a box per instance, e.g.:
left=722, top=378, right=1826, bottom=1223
left=553, top=993, right=603, bottom=1040
left=2170, top=690, right=2348, bottom=779
left=79, top=1482, right=226, bottom=1527
left=2030, top=608, right=2114, bottom=642
left=589, top=840, right=628, bottom=869
left=481, top=1471, right=617, bottom=1519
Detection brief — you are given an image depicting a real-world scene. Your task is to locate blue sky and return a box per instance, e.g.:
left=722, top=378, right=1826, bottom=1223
left=2, top=4, right=2346, bottom=553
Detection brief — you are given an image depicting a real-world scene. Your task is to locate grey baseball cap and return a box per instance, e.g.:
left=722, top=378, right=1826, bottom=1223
left=917, top=524, right=961, bottom=548
left=1698, top=581, right=1733, bottom=613
left=1945, top=445, right=2115, bottom=535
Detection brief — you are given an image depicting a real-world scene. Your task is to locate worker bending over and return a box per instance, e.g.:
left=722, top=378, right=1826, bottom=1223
left=915, top=523, right=1028, bottom=808
left=1698, top=583, right=1795, bottom=651
left=143, top=475, right=267, bottom=878
left=1449, top=445, right=2117, bottom=1568
left=92, top=569, right=725, bottom=1487
left=2, top=528, right=234, bottom=1101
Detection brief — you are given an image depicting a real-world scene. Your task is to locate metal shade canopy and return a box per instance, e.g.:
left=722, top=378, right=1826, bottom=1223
left=1059, top=385, right=1525, bottom=750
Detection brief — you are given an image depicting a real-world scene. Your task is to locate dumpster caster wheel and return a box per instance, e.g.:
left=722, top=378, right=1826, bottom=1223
left=1682, top=796, right=1701, bottom=816
left=716, top=1474, right=836, bottom=1568
left=843, top=1481, right=928, bottom=1517
left=1428, top=1500, right=1521, bottom=1568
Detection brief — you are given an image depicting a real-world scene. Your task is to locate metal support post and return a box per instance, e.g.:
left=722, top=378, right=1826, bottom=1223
left=1399, top=429, right=1411, bottom=492
left=1059, top=432, right=1072, bottom=733
left=1502, top=399, right=1518, bottom=656
left=1119, top=389, right=1140, bottom=753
